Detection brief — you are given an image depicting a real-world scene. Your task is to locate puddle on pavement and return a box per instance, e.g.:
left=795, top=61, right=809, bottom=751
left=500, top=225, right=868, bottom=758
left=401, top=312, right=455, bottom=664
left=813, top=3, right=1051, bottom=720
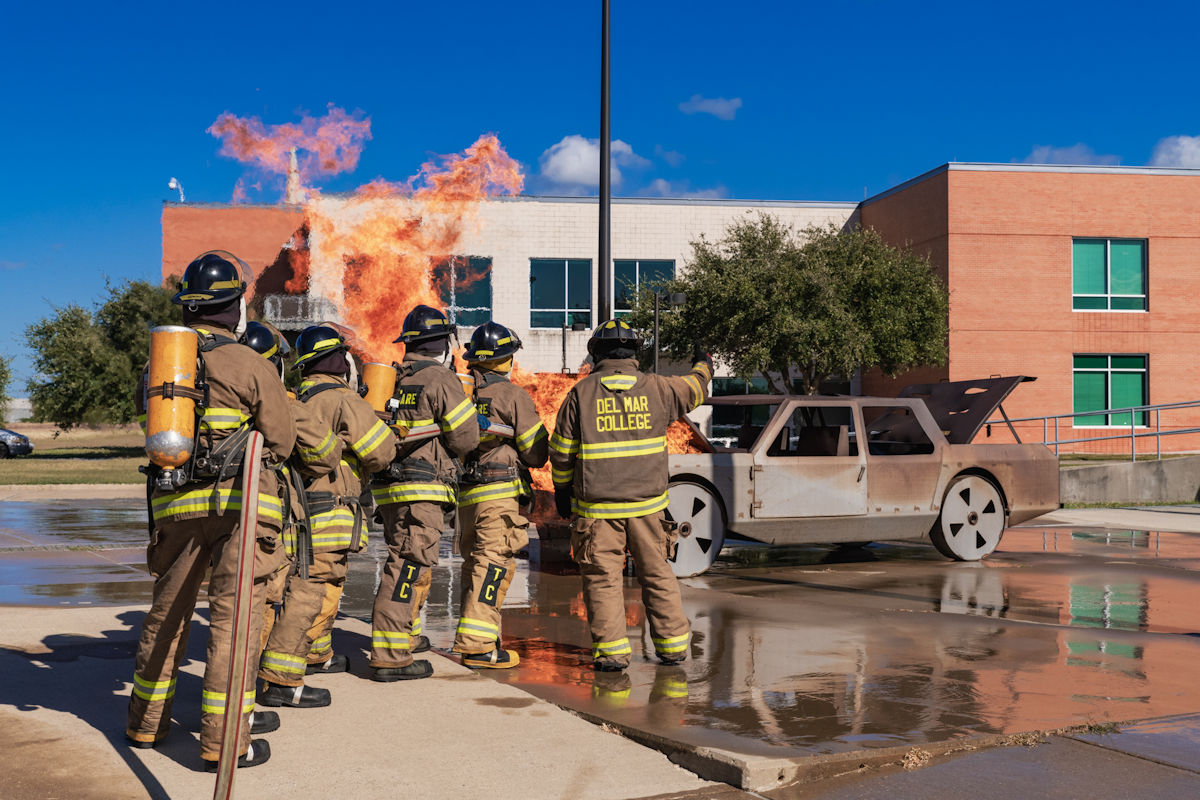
left=7, top=499, right=1200, bottom=758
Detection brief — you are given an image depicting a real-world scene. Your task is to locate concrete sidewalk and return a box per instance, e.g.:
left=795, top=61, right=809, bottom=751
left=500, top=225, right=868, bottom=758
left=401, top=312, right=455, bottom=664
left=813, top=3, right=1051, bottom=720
left=0, top=605, right=719, bottom=800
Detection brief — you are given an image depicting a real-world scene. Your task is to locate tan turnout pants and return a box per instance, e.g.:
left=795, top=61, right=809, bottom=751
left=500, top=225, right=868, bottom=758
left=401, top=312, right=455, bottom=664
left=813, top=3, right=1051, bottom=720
left=305, top=581, right=343, bottom=664
left=369, top=502, right=439, bottom=667
left=452, top=498, right=530, bottom=655
left=571, top=511, right=690, bottom=667
left=127, top=514, right=283, bottom=760
left=259, top=550, right=347, bottom=686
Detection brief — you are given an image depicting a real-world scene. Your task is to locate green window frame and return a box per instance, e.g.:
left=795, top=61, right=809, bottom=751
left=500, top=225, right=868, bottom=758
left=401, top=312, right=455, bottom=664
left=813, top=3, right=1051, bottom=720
left=614, top=259, right=675, bottom=317
left=1072, top=354, right=1148, bottom=427
left=432, top=256, right=492, bottom=327
left=1072, top=238, right=1147, bottom=311
left=529, top=258, right=592, bottom=328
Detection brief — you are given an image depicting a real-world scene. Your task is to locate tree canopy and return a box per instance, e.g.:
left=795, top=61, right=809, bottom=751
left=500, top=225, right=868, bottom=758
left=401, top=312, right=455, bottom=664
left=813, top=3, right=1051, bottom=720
left=626, top=215, right=949, bottom=393
left=26, top=280, right=179, bottom=429
left=0, top=355, right=11, bottom=424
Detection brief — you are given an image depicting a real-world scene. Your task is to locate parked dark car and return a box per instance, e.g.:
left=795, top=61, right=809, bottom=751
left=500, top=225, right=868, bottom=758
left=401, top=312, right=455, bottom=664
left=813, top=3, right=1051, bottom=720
left=0, top=428, right=34, bottom=458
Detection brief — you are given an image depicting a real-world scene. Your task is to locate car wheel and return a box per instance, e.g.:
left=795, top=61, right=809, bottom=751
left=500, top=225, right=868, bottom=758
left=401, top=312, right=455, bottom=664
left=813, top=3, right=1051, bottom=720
left=665, top=481, right=726, bottom=578
left=0, top=443, right=8, bottom=459
left=930, top=474, right=1006, bottom=561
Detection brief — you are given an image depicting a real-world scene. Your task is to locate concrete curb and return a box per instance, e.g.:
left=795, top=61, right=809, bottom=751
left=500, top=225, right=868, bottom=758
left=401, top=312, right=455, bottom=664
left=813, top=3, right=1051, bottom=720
left=564, top=705, right=1116, bottom=792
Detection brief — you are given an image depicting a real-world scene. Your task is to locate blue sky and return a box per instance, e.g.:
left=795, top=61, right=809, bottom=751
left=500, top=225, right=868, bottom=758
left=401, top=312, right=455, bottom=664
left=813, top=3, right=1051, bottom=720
left=3, top=0, right=1199, bottom=387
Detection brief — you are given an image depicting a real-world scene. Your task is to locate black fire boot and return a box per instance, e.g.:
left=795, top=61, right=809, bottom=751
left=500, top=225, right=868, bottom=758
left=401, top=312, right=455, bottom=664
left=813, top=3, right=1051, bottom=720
left=592, top=658, right=627, bottom=673
left=249, top=710, right=280, bottom=734
left=411, top=635, right=432, bottom=654
left=370, top=660, right=433, bottom=682
left=462, top=648, right=520, bottom=670
left=204, top=739, right=271, bottom=772
left=126, top=736, right=161, bottom=750
left=306, top=654, right=349, bottom=675
left=258, top=681, right=331, bottom=708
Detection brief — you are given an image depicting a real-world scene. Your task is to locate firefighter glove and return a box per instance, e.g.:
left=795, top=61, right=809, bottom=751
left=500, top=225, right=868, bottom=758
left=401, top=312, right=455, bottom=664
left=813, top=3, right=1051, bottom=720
left=554, top=484, right=573, bottom=519
left=691, top=342, right=713, bottom=373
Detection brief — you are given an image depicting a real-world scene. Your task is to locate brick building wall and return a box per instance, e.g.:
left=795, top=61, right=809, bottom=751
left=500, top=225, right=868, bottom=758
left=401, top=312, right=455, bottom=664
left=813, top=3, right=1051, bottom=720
left=863, top=164, right=1200, bottom=454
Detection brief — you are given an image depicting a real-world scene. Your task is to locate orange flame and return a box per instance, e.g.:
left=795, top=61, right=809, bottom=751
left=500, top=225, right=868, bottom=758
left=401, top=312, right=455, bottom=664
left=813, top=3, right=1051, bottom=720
left=304, top=134, right=524, bottom=364
left=209, top=105, right=372, bottom=200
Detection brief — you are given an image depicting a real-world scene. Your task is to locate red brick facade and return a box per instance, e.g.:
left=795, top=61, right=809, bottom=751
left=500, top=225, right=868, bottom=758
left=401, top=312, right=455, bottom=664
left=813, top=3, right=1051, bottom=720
left=862, top=165, right=1200, bottom=454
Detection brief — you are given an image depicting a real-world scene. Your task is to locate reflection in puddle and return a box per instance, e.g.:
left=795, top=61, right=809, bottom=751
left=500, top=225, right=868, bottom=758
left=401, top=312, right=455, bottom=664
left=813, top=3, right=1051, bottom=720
left=7, top=500, right=1200, bottom=759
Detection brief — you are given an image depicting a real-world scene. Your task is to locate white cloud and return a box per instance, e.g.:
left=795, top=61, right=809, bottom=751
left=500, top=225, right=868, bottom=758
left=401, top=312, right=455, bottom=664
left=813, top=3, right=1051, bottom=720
left=1020, top=143, right=1120, bottom=166
left=1149, top=135, right=1200, bottom=168
left=678, top=94, right=742, bottom=120
left=538, top=135, right=650, bottom=188
left=642, top=178, right=729, bottom=199
left=654, top=145, right=685, bottom=167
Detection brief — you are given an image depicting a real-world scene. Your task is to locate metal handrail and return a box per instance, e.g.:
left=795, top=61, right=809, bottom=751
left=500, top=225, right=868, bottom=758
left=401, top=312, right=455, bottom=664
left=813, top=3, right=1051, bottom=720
left=984, top=399, right=1200, bottom=462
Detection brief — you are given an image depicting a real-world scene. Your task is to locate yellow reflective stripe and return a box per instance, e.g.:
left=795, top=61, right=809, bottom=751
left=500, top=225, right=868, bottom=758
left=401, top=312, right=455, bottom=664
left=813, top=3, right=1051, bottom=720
left=495, top=336, right=512, bottom=346
left=371, top=483, right=454, bottom=505
left=549, top=432, right=579, bottom=455
left=298, top=430, right=336, bottom=462
left=372, top=630, right=411, bottom=649
left=311, top=508, right=356, bottom=530
left=599, top=375, right=638, bottom=391
left=200, top=689, right=256, bottom=714
left=208, top=280, right=242, bottom=290
left=516, top=421, right=546, bottom=451
left=262, top=650, right=307, bottom=675
left=573, top=493, right=669, bottom=519
left=411, top=618, right=423, bottom=636
left=652, top=633, right=690, bottom=654
left=311, top=337, right=341, bottom=351
left=391, top=417, right=435, bottom=434
left=352, top=420, right=391, bottom=458
left=441, top=397, right=475, bottom=432
left=151, top=489, right=283, bottom=523
left=682, top=374, right=703, bottom=409
left=137, top=414, right=147, bottom=433
left=309, top=634, right=332, bottom=654
left=456, top=617, right=500, bottom=637
left=693, top=361, right=713, bottom=381
left=457, top=480, right=522, bottom=507
left=660, top=680, right=688, bottom=698
left=132, top=674, right=176, bottom=701
left=551, top=466, right=574, bottom=485
left=593, top=638, right=633, bottom=656
left=199, top=407, right=251, bottom=431
left=579, top=436, right=666, bottom=460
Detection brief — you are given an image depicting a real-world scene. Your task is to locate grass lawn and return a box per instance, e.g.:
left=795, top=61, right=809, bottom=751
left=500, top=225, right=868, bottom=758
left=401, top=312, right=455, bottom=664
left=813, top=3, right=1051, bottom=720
left=0, top=423, right=146, bottom=484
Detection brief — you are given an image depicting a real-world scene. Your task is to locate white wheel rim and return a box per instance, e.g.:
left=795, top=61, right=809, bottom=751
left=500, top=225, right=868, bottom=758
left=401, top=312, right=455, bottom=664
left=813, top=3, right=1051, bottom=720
left=939, top=476, right=1005, bottom=560
left=666, top=482, right=725, bottom=577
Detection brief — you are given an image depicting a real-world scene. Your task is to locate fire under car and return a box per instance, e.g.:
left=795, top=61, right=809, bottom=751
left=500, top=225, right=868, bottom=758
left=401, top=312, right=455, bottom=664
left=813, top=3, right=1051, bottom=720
left=665, top=376, right=1059, bottom=577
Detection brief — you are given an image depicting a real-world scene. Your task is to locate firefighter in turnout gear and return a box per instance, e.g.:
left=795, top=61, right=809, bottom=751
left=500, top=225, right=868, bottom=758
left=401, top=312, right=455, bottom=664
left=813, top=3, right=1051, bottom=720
left=549, top=319, right=712, bottom=671
left=452, top=322, right=548, bottom=668
left=241, top=323, right=348, bottom=709
left=369, top=305, right=479, bottom=681
left=258, top=325, right=398, bottom=700
left=126, top=251, right=297, bottom=771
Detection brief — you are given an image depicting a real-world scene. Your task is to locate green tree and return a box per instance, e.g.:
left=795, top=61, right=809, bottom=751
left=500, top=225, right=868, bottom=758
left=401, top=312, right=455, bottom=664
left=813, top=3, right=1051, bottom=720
left=0, top=355, right=12, bottom=424
left=627, top=215, right=948, bottom=394
left=25, top=280, right=179, bottom=429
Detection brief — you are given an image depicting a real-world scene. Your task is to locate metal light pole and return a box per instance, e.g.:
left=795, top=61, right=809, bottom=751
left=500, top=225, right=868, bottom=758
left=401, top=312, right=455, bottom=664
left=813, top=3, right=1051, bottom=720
left=598, top=0, right=612, bottom=323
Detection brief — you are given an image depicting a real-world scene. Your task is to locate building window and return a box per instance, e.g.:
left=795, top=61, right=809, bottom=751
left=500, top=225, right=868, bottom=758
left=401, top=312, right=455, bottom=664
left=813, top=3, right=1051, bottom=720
left=1072, top=239, right=1146, bottom=311
left=432, top=256, right=491, bottom=326
left=614, top=259, right=675, bottom=316
left=530, top=258, right=591, bottom=328
left=1073, top=355, right=1148, bottom=427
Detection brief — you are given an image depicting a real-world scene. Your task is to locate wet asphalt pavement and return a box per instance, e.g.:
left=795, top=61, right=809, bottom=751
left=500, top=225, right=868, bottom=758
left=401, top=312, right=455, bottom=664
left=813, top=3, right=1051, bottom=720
left=5, top=499, right=1200, bottom=794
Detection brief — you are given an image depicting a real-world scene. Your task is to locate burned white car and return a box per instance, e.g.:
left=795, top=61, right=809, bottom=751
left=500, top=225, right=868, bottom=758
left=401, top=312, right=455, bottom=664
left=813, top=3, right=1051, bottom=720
left=666, top=377, right=1059, bottom=576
